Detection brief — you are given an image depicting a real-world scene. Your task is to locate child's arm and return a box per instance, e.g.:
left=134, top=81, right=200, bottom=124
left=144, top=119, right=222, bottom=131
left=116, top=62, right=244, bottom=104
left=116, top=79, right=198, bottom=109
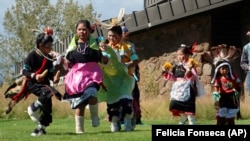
left=185, top=67, right=197, bottom=79
left=22, top=53, right=36, bottom=79
left=162, top=70, right=176, bottom=81
left=162, top=62, right=176, bottom=81
left=212, top=79, right=220, bottom=102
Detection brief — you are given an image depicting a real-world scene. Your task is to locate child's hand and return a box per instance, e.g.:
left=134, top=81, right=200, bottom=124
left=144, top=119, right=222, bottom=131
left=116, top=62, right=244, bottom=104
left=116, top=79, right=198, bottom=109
left=212, top=92, right=220, bottom=102
left=161, top=66, right=167, bottom=74
left=53, top=70, right=60, bottom=83
left=35, top=74, right=44, bottom=82
left=187, top=58, right=198, bottom=69
left=35, top=69, right=48, bottom=82
left=161, top=70, right=167, bottom=76
left=99, top=42, right=106, bottom=51
left=187, top=62, right=193, bottom=69
left=163, top=62, right=172, bottom=72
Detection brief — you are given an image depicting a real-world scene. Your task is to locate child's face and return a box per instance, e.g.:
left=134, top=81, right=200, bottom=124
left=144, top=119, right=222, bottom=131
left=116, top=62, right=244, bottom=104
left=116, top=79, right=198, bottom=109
left=108, top=31, right=121, bottom=46
left=176, top=50, right=188, bottom=62
left=40, top=42, right=53, bottom=54
left=219, top=66, right=229, bottom=75
left=76, top=23, right=90, bottom=42
left=122, top=31, right=129, bottom=41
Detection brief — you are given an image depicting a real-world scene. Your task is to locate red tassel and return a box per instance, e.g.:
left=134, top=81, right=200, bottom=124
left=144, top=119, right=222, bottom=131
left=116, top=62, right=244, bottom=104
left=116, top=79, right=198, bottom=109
left=190, top=42, right=197, bottom=53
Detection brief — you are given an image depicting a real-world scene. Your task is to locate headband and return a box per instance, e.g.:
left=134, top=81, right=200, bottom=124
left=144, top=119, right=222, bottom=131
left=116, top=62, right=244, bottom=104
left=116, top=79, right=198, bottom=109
left=211, top=62, right=234, bottom=83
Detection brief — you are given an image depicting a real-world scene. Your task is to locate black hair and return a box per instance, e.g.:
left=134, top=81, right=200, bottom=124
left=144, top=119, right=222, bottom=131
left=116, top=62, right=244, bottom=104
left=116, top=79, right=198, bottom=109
left=36, top=33, right=53, bottom=48
left=75, top=19, right=94, bottom=33
left=109, top=25, right=122, bottom=35
left=177, top=45, right=193, bottom=55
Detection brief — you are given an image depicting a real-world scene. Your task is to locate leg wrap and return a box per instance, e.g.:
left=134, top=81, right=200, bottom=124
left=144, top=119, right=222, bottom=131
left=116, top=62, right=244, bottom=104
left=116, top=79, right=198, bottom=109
left=75, top=116, right=84, bottom=134
left=179, top=113, right=187, bottom=125
left=187, top=115, right=196, bottom=125
left=111, top=116, right=120, bottom=132
left=89, top=104, right=99, bottom=127
left=124, top=114, right=133, bottom=131
left=27, top=102, right=40, bottom=124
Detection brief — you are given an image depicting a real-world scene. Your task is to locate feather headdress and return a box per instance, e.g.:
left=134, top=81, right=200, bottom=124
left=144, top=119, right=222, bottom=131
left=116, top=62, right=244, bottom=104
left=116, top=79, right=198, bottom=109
left=210, top=44, right=241, bottom=66
left=94, top=8, right=131, bottom=29
left=209, top=44, right=241, bottom=83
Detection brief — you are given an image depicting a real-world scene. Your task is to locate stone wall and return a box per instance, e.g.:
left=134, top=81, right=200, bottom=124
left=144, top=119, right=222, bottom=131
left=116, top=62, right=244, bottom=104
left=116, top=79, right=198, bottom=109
left=137, top=42, right=215, bottom=97
left=128, top=15, right=212, bottom=97
left=131, top=14, right=211, bottom=60
left=128, top=7, right=250, bottom=98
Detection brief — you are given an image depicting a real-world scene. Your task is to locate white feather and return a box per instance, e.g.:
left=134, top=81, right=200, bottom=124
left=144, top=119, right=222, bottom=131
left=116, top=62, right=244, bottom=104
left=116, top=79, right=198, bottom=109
left=94, top=18, right=112, bottom=29
left=117, top=8, right=125, bottom=23
left=94, top=8, right=131, bottom=29
left=118, top=17, right=131, bottom=26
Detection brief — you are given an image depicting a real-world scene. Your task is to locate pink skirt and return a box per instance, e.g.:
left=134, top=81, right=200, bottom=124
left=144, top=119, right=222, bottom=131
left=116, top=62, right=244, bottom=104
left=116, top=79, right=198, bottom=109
left=65, top=62, right=103, bottom=95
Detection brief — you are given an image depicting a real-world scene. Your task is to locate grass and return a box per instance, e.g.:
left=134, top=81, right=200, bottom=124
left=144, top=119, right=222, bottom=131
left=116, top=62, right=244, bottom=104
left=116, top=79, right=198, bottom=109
left=0, top=118, right=152, bottom=141
left=1, top=118, right=250, bottom=141
left=1, top=85, right=250, bottom=140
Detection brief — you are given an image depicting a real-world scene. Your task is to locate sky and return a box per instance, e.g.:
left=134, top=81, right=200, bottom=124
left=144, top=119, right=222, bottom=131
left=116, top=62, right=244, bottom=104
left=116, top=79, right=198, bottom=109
left=0, top=0, right=144, bottom=35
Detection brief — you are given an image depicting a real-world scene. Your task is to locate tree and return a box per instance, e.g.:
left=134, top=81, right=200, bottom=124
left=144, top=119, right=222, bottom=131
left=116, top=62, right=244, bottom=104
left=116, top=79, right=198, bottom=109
left=0, top=0, right=97, bottom=84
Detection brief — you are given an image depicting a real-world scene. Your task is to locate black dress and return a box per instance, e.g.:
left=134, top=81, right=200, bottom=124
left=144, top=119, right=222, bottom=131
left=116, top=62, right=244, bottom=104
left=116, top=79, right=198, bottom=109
left=169, top=64, right=196, bottom=116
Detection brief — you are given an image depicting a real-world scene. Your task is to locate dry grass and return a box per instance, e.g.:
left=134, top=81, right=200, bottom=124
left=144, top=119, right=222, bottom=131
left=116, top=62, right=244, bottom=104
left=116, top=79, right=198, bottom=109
left=140, top=93, right=250, bottom=122
left=1, top=84, right=250, bottom=122
left=0, top=85, right=107, bottom=120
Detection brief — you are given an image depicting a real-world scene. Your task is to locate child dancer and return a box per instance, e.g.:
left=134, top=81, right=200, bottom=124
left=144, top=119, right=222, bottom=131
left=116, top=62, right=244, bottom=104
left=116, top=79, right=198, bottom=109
left=23, top=27, right=62, bottom=136
left=211, top=45, right=242, bottom=125
left=162, top=44, right=199, bottom=125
